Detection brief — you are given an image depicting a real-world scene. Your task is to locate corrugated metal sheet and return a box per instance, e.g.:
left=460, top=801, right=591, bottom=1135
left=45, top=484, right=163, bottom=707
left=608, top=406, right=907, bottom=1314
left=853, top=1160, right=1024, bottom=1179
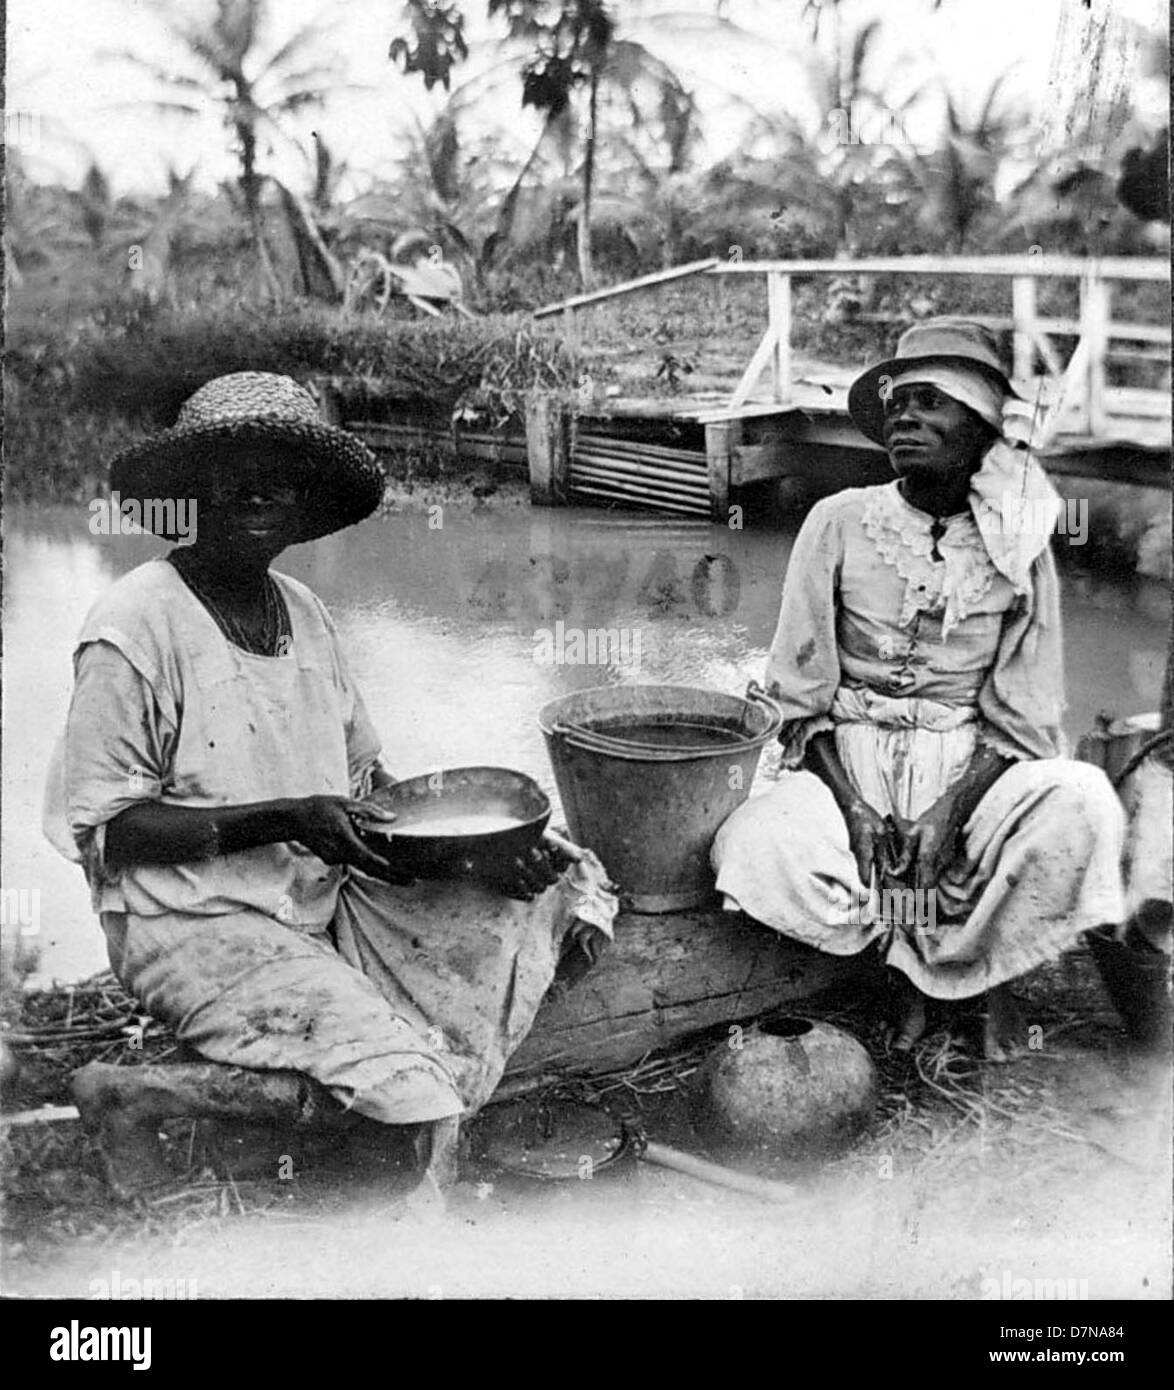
left=571, top=432, right=710, bottom=516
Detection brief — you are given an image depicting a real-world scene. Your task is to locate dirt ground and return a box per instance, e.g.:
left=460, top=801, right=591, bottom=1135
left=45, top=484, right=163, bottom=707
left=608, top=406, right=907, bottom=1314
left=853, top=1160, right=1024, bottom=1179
left=4, top=948, right=1169, bottom=1301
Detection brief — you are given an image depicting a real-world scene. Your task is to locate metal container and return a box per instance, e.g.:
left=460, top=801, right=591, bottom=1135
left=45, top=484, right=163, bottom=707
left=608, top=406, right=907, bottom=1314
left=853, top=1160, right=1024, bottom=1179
left=357, top=766, right=550, bottom=878
left=538, top=683, right=782, bottom=912
left=1075, top=711, right=1162, bottom=786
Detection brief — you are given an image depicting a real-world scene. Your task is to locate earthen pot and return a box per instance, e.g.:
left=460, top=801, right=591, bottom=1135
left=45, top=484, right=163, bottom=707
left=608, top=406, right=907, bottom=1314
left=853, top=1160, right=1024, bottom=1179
left=692, top=1016, right=878, bottom=1163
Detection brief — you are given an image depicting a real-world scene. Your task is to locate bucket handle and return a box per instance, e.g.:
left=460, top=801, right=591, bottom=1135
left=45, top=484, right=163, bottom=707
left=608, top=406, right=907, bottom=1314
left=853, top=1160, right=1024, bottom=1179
left=549, top=685, right=784, bottom=763
left=550, top=721, right=687, bottom=759
left=744, top=680, right=783, bottom=734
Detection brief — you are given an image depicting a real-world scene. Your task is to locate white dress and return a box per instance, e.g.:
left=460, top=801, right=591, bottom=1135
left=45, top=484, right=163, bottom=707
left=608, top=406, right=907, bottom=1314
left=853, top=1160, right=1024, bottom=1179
left=712, top=483, right=1126, bottom=999
left=46, top=558, right=614, bottom=1120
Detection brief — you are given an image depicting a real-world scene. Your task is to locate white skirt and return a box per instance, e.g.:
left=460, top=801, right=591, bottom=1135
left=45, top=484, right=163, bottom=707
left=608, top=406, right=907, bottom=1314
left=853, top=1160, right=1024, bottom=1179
left=712, top=691, right=1126, bottom=998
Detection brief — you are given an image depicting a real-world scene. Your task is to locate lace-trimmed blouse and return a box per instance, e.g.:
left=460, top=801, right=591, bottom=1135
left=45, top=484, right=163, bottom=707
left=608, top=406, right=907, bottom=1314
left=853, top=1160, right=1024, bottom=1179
left=764, top=482, right=1065, bottom=764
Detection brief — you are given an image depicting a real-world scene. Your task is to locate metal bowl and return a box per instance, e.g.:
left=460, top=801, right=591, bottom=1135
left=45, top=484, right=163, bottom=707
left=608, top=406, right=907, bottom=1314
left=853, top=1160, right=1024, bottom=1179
left=356, top=766, right=551, bottom=877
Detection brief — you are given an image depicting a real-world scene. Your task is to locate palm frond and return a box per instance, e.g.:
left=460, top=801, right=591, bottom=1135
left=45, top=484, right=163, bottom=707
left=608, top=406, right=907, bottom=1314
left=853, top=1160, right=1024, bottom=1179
left=101, top=99, right=206, bottom=118
left=847, top=20, right=883, bottom=94
left=260, top=20, right=333, bottom=76
left=94, top=49, right=207, bottom=90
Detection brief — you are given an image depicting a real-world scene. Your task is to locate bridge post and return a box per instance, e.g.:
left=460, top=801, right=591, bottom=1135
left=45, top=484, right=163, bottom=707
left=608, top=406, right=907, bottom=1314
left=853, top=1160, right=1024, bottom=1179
left=767, top=272, right=793, bottom=404
left=1012, top=276, right=1036, bottom=379
left=526, top=393, right=571, bottom=506
left=1081, top=273, right=1111, bottom=436
left=705, top=419, right=742, bottom=523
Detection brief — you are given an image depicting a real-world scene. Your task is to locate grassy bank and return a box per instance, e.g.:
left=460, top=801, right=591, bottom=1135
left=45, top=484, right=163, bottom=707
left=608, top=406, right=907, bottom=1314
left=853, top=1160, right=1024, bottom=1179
left=6, top=274, right=1168, bottom=581
left=4, top=300, right=583, bottom=504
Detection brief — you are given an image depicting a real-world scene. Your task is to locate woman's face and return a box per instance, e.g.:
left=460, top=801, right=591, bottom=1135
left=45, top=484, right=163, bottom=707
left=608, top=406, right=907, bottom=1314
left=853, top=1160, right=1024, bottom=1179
left=195, top=444, right=307, bottom=565
left=881, top=383, right=993, bottom=482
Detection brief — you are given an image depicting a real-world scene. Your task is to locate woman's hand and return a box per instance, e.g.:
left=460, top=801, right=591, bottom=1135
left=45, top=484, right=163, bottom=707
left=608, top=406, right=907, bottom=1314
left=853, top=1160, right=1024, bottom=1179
left=888, top=793, right=965, bottom=892
left=463, top=842, right=567, bottom=902
left=805, top=732, right=892, bottom=887
left=843, top=797, right=895, bottom=888
left=286, top=795, right=411, bottom=884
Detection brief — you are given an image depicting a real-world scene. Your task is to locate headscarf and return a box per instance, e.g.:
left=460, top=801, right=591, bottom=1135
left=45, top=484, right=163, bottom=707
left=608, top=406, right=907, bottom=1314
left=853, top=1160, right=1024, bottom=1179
left=885, top=364, right=1063, bottom=595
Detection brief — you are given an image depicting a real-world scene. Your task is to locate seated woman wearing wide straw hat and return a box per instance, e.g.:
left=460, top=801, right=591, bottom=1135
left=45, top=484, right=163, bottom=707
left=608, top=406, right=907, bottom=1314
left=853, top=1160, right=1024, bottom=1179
left=46, top=373, right=613, bottom=1201
left=712, top=321, right=1126, bottom=1057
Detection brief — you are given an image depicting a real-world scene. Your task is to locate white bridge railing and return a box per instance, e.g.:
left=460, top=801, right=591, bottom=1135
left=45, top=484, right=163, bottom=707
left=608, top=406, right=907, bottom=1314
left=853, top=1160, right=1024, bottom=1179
left=535, top=255, right=1171, bottom=443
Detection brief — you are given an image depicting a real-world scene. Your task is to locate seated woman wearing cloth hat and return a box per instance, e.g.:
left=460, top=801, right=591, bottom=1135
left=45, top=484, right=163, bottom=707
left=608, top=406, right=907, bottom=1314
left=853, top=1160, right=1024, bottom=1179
left=712, top=321, right=1126, bottom=1057
left=46, top=373, right=614, bottom=1200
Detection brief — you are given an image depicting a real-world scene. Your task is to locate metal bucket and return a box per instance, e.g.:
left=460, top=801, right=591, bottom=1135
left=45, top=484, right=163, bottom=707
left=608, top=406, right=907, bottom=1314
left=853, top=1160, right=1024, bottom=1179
left=538, top=683, right=783, bottom=913
left=1075, top=711, right=1163, bottom=786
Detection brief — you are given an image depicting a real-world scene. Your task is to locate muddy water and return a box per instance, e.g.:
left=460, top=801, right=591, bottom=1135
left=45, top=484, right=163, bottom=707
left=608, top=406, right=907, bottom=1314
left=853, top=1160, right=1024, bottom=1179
left=2, top=501, right=1168, bottom=983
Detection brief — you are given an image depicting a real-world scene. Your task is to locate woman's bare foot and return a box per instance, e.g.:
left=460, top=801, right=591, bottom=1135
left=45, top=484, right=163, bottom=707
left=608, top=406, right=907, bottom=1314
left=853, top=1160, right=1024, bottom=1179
left=71, top=1064, right=175, bottom=1199
left=888, top=975, right=929, bottom=1053
left=983, top=985, right=1027, bottom=1062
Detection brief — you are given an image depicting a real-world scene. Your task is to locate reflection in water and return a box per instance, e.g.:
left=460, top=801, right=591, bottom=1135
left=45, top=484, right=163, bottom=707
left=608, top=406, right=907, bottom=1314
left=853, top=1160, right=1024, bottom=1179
left=2, top=503, right=1168, bottom=982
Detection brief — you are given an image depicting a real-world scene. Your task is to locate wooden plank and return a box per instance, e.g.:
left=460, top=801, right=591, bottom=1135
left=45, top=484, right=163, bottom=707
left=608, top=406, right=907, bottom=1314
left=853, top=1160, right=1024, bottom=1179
left=686, top=400, right=813, bottom=424
left=504, top=906, right=850, bottom=1078
left=533, top=258, right=721, bottom=318
left=1038, top=335, right=1091, bottom=442
left=525, top=395, right=570, bottom=506
left=405, top=293, right=442, bottom=318
left=1110, top=345, right=1174, bottom=360
left=1105, top=324, right=1174, bottom=344
left=1104, top=387, right=1172, bottom=419
left=728, top=325, right=782, bottom=411
left=705, top=419, right=741, bottom=522
left=1039, top=448, right=1172, bottom=490
left=562, top=305, right=579, bottom=354
left=1012, top=275, right=1036, bottom=379
left=0, top=1104, right=81, bottom=1128
left=585, top=398, right=698, bottom=420
left=1083, top=275, right=1112, bottom=437
left=757, top=413, right=887, bottom=454
left=708, top=255, right=1169, bottom=281
left=732, top=442, right=796, bottom=486
left=1031, top=327, right=1066, bottom=379
left=854, top=310, right=1170, bottom=344
left=350, top=422, right=529, bottom=468
left=767, top=271, right=792, bottom=404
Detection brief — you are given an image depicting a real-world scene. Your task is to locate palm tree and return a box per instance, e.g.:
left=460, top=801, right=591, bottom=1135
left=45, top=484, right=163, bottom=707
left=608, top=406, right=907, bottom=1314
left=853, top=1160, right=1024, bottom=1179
left=713, top=15, right=914, bottom=257
left=385, top=101, right=502, bottom=267
left=105, top=0, right=341, bottom=297
left=391, top=0, right=754, bottom=288
left=893, top=78, right=1019, bottom=251
left=78, top=162, right=113, bottom=248
left=334, top=94, right=518, bottom=299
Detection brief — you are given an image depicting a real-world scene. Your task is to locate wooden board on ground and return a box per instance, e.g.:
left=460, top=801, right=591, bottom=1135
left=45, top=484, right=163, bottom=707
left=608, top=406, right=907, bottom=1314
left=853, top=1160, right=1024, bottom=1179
left=503, top=905, right=850, bottom=1081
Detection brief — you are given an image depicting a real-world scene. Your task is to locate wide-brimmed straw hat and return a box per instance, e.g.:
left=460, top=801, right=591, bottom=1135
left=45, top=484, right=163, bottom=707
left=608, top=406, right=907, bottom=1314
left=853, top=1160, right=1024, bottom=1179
left=108, top=372, right=384, bottom=542
left=847, top=318, right=1017, bottom=446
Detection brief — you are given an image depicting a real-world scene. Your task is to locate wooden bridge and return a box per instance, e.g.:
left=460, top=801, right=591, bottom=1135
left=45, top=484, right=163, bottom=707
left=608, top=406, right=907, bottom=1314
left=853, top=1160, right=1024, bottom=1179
left=527, top=255, right=1171, bottom=519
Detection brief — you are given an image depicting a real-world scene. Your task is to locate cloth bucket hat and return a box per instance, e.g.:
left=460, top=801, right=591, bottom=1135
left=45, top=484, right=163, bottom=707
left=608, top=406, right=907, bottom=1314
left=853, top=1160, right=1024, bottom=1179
left=847, top=318, right=1017, bottom=446
left=108, top=372, right=385, bottom=542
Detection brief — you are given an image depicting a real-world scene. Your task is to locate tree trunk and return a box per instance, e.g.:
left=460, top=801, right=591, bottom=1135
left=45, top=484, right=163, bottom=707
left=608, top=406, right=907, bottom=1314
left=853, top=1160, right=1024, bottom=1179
left=577, top=69, right=600, bottom=291
left=238, top=115, right=281, bottom=303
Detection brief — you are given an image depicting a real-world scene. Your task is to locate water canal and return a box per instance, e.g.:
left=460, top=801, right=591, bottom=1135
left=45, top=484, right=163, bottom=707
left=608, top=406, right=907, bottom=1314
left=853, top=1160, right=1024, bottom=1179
left=2, top=499, right=1168, bottom=983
